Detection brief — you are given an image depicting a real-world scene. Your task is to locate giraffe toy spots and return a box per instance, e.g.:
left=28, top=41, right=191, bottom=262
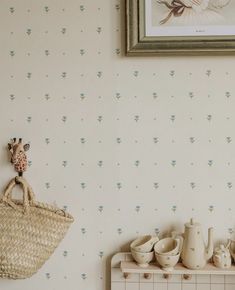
left=8, top=138, right=30, bottom=175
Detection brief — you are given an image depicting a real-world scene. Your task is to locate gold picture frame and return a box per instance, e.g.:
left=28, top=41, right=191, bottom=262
left=126, top=0, right=235, bottom=55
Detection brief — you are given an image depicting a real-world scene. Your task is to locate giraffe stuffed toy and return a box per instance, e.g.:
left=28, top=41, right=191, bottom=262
left=8, top=138, right=30, bottom=175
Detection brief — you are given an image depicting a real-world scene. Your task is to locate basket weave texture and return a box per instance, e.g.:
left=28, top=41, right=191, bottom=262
left=0, top=176, right=74, bottom=279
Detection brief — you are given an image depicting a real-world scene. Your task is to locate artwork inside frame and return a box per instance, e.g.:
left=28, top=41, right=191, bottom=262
left=126, top=0, right=235, bottom=55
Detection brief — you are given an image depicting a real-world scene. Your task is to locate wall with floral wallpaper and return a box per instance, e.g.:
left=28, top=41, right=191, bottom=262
left=0, top=0, right=235, bottom=290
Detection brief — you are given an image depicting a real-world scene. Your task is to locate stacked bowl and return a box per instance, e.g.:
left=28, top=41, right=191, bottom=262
left=130, top=235, right=159, bottom=268
left=154, top=236, right=183, bottom=271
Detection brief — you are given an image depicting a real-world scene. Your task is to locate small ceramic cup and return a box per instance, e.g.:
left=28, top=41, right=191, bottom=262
left=131, top=235, right=159, bottom=253
left=131, top=248, right=154, bottom=268
left=154, top=237, right=180, bottom=256
left=155, top=252, right=180, bottom=271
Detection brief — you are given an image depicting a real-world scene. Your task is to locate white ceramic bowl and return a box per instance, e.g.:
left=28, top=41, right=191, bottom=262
left=154, top=237, right=180, bottom=256
left=130, top=235, right=159, bottom=253
left=131, top=249, right=154, bottom=268
left=155, top=252, right=180, bottom=271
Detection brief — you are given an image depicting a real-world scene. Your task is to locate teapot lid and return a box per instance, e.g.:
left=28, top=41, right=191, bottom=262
left=185, top=218, right=201, bottom=228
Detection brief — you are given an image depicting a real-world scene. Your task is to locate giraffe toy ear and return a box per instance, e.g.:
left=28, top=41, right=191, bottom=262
left=8, top=143, right=12, bottom=150
left=23, top=143, right=30, bottom=151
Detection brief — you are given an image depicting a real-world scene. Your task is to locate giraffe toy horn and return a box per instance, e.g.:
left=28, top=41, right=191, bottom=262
left=8, top=138, right=30, bottom=177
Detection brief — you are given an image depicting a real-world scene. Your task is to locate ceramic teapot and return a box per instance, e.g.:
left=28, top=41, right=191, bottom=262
left=181, top=218, right=214, bottom=269
left=213, top=241, right=231, bottom=269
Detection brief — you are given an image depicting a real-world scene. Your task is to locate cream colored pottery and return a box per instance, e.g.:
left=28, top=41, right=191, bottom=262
left=155, top=252, right=180, bottom=271
left=181, top=218, right=214, bottom=270
left=229, top=239, right=235, bottom=262
left=213, top=241, right=231, bottom=269
left=154, top=237, right=181, bottom=256
left=130, top=235, right=159, bottom=253
left=131, top=249, right=154, bottom=268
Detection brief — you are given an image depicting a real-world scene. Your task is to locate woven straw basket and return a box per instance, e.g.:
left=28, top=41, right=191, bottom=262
left=0, top=176, right=74, bottom=279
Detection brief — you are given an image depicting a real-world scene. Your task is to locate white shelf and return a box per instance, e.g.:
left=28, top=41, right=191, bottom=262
left=121, top=261, right=235, bottom=275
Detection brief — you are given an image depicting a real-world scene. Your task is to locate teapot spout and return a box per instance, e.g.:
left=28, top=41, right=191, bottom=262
left=205, top=227, right=214, bottom=260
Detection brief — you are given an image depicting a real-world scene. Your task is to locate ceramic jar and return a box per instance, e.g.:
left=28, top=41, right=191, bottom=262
left=213, top=241, right=231, bottom=269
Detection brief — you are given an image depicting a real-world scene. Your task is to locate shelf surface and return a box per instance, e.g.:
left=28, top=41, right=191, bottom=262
left=121, top=261, right=235, bottom=275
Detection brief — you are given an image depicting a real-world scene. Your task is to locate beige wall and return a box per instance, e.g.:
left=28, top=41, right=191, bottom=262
left=0, top=1, right=235, bottom=289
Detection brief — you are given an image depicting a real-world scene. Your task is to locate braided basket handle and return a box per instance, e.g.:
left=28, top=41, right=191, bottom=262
left=2, top=176, right=36, bottom=213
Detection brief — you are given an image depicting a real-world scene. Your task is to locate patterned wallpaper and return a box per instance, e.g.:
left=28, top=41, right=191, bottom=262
left=0, top=0, right=235, bottom=290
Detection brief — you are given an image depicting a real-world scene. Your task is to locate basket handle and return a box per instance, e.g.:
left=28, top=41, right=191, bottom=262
left=2, top=176, right=36, bottom=213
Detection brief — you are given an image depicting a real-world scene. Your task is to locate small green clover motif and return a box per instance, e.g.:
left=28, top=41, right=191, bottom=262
left=61, top=28, right=66, bottom=34
left=80, top=5, right=85, bottom=11
left=97, top=161, right=103, bottom=167
left=28, top=160, right=32, bottom=167
left=44, top=6, right=49, bottom=12
left=154, top=183, right=159, bottom=189
left=226, top=92, right=231, bottom=98
left=115, top=48, right=121, bottom=55
left=27, top=72, right=32, bottom=79
left=117, top=228, right=123, bottom=235
left=133, top=71, right=139, bottom=77
left=135, top=206, right=141, bottom=213
left=226, top=137, right=232, bottom=143
left=45, top=93, right=50, bottom=100
left=26, top=28, right=32, bottom=35
left=135, top=160, right=140, bottom=167
left=153, top=92, right=158, bottom=99
left=170, top=115, right=175, bottom=122
left=80, top=138, right=86, bottom=144
left=209, top=205, right=214, bottom=212
left=26, top=116, right=32, bottom=123
left=45, top=182, right=50, bottom=189
left=81, top=273, right=87, bottom=280
left=171, top=160, right=176, bottom=167
left=153, top=137, right=159, bottom=144
left=97, top=71, right=102, bottom=78
left=81, top=183, right=86, bottom=189
left=207, top=115, right=212, bottom=121
left=46, top=273, right=51, bottom=279
left=115, top=93, right=121, bottom=99
left=134, top=115, right=139, bottom=122
left=170, top=70, right=175, bottom=77
left=63, top=250, right=68, bottom=257
left=81, top=228, right=86, bottom=234
left=80, top=93, right=85, bottom=100
left=189, top=92, right=194, bottom=98
left=117, top=183, right=122, bottom=190
left=62, top=161, right=68, bottom=167
left=227, top=182, right=232, bottom=189
left=190, top=182, right=196, bottom=189
left=208, top=160, right=213, bottom=166
left=62, top=116, right=67, bottom=122
left=61, top=72, right=67, bottom=78
left=9, top=94, right=15, bottom=100
left=10, top=51, right=15, bottom=57
left=80, top=49, right=85, bottom=56
left=116, top=138, right=121, bottom=144
left=172, top=205, right=177, bottom=212
left=97, top=116, right=103, bottom=122
left=45, top=50, right=49, bottom=56
left=155, top=228, right=160, bottom=235
left=99, top=251, right=104, bottom=258
left=115, top=4, right=120, bottom=11
left=98, top=206, right=103, bottom=213
left=206, top=70, right=211, bottom=77
left=45, top=138, right=50, bottom=144
left=10, top=7, right=15, bottom=13
left=189, top=137, right=195, bottom=143
left=97, top=27, right=102, bottom=34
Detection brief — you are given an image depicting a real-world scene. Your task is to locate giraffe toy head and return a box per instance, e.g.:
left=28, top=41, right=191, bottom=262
left=8, top=138, right=30, bottom=174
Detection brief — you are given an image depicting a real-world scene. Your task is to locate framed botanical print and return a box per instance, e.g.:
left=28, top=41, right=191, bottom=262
left=126, top=0, right=235, bottom=55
